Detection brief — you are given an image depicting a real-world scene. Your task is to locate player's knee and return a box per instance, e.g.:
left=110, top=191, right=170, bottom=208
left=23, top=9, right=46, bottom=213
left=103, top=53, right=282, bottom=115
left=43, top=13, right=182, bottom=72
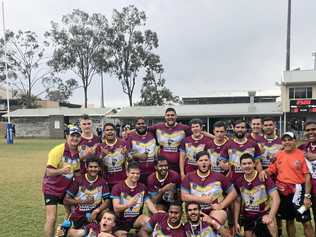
left=303, top=221, right=313, bottom=229
left=210, top=210, right=227, bottom=224
left=45, top=215, right=56, bottom=225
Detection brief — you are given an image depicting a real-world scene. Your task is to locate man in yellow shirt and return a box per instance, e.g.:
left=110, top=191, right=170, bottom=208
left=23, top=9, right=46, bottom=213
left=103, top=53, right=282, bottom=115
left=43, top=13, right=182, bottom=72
left=42, top=126, right=81, bottom=237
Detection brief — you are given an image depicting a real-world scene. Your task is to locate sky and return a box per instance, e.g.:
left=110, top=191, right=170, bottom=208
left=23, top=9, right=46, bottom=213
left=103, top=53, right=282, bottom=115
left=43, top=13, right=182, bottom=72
left=4, top=0, right=316, bottom=107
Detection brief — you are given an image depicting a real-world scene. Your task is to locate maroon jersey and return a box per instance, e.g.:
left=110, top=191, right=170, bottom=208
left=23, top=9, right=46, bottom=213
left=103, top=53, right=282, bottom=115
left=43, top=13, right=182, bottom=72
left=179, top=135, right=212, bottom=174
left=111, top=181, right=148, bottom=224
left=96, top=139, right=128, bottom=186
left=79, top=135, right=100, bottom=174
left=234, top=174, right=277, bottom=218
left=149, top=122, right=191, bottom=171
left=260, top=136, right=282, bottom=168
left=42, top=143, right=80, bottom=198
left=147, top=170, right=181, bottom=203
left=247, top=133, right=265, bottom=143
left=126, top=131, right=157, bottom=175
left=209, top=138, right=229, bottom=173
left=67, top=174, right=110, bottom=220
left=299, top=142, right=316, bottom=194
left=181, top=171, right=233, bottom=213
left=220, top=138, right=262, bottom=175
left=184, top=221, right=218, bottom=237
left=147, top=213, right=186, bottom=237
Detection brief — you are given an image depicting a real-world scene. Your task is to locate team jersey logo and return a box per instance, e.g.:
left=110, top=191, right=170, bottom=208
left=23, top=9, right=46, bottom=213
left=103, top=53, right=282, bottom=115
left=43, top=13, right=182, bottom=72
left=190, top=182, right=224, bottom=210
left=121, top=191, right=144, bottom=218
left=185, top=226, right=219, bottom=237
left=76, top=185, right=103, bottom=211
left=240, top=184, right=268, bottom=212
left=185, top=143, right=206, bottom=165
left=131, top=139, right=157, bottom=163
left=61, top=156, right=80, bottom=179
left=103, top=149, right=125, bottom=173
left=156, top=129, right=185, bottom=152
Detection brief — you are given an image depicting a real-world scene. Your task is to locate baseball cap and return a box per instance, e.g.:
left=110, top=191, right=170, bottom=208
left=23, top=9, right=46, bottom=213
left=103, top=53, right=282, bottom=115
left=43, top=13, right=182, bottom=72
left=281, top=131, right=296, bottom=140
left=68, top=126, right=81, bottom=135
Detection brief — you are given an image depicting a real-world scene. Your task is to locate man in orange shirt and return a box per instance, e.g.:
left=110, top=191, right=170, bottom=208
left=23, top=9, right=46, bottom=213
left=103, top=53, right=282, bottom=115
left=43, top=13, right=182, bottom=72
left=263, top=132, right=314, bottom=237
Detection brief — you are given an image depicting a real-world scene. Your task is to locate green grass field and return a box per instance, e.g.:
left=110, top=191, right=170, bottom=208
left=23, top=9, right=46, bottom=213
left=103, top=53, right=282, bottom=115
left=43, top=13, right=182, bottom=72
left=0, top=139, right=308, bottom=237
left=0, top=139, right=64, bottom=237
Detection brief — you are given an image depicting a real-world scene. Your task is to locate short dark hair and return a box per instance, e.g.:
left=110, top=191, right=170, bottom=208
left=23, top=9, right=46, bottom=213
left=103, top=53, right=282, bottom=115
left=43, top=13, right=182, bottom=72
left=169, top=200, right=183, bottom=210
left=165, top=107, right=176, bottom=114
left=234, top=119, right=247, bottom=127
left=127, top=160, right=140, bottom=172
left=195, top=150, right=209, bottom=161
left=304, top=120, right=316, bottom=129
left=185, top=201, right=201, bottom=212
left=86, top=157, right=102, bottom=167
left=190, top=119, right=203, bottom=127
left=251, top=117, right=262, bottom=122
left=80, top=114, right=90, bottom=120
left=103, top=123, right=115, bottom=130
left=135, top=117, right=145, bottom=123
left=240, top=153, right=254, bottom=163
left=262, top=117, right=274, bottom=124
left=213, top=121, right=226, bottom=129
left=154, top=155, right=168, bottom=166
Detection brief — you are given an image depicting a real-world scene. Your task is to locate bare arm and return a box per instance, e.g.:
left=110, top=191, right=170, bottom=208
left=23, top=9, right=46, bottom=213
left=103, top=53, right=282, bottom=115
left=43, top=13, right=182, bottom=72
left=145, top=199, right=158, bottom=214
left=181, top=190, right=213, bottom=204
left=255, top=160, right=263, bottom=173
left=202, top=131, right=215, bottom=139
left=150, top=183, right=175, bottom=203
left=179, top=151, right=186, bottom=179
left=215, top=188, right=238, bottom=210
left=305, top=173, right=312, bottom=195
left=268, top=190, right=280, bottom=218
left=112, top=197, right=135, bottom=215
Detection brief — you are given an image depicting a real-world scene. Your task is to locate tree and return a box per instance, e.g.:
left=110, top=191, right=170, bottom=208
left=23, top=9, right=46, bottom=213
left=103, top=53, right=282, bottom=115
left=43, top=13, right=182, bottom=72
left=45, top=9, right=110, bottom=108
left=108, top=5, right=161, bottom=106
left=137, top=68, right=181, bottom=106
left=0, top=30, right=50, bottom=108
left=42, top=76, right=78, bottom=103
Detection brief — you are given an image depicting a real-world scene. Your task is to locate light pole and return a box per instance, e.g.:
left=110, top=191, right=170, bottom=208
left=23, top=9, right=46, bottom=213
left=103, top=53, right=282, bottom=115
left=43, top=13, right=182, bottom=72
left=2, top=1, right=13, bottom=144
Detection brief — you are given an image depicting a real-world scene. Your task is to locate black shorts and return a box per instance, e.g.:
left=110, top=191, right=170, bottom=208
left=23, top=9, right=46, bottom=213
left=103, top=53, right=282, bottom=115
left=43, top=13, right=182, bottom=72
left=278, top=184, right=312, bottom=223
left=43, top=194, right=64, bottom=206
left=243, top=215, right=272, bottom=237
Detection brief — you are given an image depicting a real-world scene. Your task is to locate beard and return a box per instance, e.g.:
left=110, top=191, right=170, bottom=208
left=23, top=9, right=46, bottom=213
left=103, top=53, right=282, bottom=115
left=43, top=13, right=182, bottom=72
left=136, top=127, right=147, bottom=135
left=234, top=132, right=245, bottom=139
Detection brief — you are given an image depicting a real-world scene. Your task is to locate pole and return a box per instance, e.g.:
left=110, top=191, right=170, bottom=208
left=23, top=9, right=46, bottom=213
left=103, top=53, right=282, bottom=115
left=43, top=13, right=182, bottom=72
left=2, top=1, right=13, bottom=144
left=100, top=72, right=104, bottom=108
left=285, top=0, right=291, bottom=71
left=2, top=1, right=10, bottom=123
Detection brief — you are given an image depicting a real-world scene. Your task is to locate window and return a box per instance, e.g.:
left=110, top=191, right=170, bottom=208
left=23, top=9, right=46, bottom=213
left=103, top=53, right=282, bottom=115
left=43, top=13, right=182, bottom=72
left=289, top=87, right=312, bottom=99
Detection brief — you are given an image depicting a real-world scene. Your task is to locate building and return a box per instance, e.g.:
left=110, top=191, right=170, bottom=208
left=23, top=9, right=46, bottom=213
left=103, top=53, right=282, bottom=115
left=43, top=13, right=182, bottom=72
left=3, top=107, right=116, bottom=138
left=281, top=69, right=316, bottom=132
left=109, top=102, right=282, bottom=133
left=182, top=90, right=280, bottom=105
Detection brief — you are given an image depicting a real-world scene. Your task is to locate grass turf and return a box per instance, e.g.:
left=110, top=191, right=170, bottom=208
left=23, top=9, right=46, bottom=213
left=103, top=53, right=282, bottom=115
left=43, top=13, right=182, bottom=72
left=0, top=138, right=308, bottom=236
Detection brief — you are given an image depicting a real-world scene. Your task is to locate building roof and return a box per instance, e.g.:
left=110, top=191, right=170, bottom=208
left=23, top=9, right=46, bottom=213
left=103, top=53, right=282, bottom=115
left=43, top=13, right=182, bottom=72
left=109, top=102, right=282, bottom=118
left=3, top=107, right=115, bottom=118
left=182, top=89, right=280, bottom=99
left=283, top=70, right=316, bottom=85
